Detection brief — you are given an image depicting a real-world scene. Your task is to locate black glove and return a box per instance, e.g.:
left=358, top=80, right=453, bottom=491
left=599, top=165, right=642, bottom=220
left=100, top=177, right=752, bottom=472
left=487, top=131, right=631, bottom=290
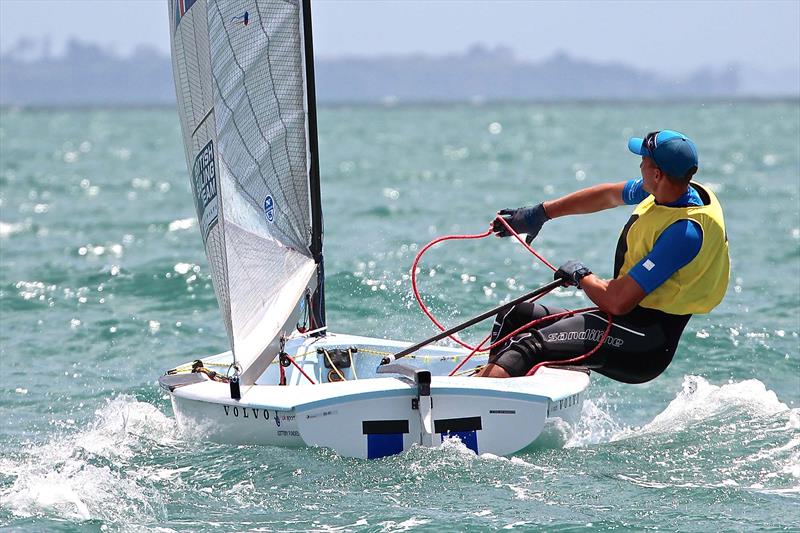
left=555, top=260, right=592, bottom=288
left=492, top=203, right=550, bottom=242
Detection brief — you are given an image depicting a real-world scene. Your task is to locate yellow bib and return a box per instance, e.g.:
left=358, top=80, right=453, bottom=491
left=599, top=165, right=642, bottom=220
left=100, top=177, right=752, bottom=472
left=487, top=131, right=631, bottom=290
left=614, top=182, right=730, bottom=315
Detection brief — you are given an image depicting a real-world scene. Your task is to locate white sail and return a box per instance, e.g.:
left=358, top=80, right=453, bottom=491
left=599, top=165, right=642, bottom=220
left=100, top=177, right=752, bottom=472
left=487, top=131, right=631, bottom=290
left=168, top=0, right=318, bottom=384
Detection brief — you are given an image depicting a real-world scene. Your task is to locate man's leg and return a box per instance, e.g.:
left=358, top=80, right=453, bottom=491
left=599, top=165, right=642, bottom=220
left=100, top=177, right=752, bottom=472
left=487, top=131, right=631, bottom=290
left=532, top=310, right=672, bottom=382
left=481, top=310, right=672, bottom=382
left=489, top=302, right=568, bottom=356
left=478, top=302, right=567, bottom=377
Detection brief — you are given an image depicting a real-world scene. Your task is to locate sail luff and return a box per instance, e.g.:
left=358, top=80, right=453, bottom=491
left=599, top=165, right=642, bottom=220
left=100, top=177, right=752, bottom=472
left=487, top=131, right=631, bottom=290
left=302, top=0, right=323, bottom=263
left=168, top=0, right=236, bottom=361
left=301, top=0, right=327, bottom=331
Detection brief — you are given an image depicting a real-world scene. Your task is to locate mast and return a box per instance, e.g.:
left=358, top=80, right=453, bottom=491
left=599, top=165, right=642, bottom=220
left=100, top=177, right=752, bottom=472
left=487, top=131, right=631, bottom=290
left=302, top=0, right=326, bottom=332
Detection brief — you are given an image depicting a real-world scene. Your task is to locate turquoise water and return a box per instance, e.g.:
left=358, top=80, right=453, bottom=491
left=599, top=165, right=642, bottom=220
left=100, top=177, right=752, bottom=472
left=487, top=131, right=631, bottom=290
left=1, top=101, right=798, bottom=531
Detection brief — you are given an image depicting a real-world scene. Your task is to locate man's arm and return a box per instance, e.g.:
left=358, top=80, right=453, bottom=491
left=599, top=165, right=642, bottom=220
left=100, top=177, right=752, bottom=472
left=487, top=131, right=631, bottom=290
left=580, top=274, right=645, bottom=315
left=543, top=182, right=628, bottom=219
left=493, top=181, right=638, bottom=240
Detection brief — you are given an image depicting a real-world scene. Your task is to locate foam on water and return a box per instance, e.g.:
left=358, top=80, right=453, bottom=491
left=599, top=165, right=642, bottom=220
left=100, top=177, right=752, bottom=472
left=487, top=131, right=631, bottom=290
left=0, top=395, right=177, bottom=522
left=617, top=375, right=790, bottom=438
left=580, top=376, right=800, bottom=494
left=566, top=396, right=629, bottom=448
left=167, top=217, right=194, bottom=232
left=377, top=517, right=432, bottom=532
left=0, top=220, right=27, bottom=237
left=564, top=376, right=794, bottom=447
left=552, top=376, right=799, bottom=497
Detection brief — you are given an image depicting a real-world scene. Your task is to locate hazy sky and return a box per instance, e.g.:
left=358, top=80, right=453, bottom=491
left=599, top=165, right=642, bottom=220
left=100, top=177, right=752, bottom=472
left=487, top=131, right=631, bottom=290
left=1, top=0, right=798, bottom=73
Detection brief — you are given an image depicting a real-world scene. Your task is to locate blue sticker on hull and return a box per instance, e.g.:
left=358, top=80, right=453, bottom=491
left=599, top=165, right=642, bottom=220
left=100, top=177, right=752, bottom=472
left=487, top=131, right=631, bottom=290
left=363, top=419, right=409, bottom=459
left=367, top=433, right=404, bottom=459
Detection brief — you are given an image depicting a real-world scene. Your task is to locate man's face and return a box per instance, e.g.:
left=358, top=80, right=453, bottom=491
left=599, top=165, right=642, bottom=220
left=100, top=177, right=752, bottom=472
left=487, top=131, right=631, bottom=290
left=639, top=156, right=660, bottom=193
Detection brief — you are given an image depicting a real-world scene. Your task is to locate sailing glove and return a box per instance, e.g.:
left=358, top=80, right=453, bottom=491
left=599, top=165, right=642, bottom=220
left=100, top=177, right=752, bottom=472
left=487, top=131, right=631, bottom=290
left=492, top=203, right=550, bottom=242
left=555, top=260, right=592, bottom=289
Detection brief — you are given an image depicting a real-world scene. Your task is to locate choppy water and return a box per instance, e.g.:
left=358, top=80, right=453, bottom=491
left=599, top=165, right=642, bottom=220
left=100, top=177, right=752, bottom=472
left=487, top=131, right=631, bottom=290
left=1, top=101, right=798, bottom=531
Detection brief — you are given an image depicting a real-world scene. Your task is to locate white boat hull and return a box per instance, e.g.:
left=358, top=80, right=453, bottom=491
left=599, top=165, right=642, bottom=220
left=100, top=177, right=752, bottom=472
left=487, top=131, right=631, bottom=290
left=163, top=332, right=589, bottom=459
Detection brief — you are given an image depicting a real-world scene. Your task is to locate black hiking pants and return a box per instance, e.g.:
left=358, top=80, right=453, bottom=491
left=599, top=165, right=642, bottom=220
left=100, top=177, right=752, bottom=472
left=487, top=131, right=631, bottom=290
left=487, top=302, right=691, bottom=383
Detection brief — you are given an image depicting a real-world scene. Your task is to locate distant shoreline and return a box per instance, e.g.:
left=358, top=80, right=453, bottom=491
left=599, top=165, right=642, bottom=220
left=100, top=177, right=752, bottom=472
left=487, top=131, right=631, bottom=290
left=3, top=40, right=798, bottom=108
left=2, top=96, right=799, bottom=112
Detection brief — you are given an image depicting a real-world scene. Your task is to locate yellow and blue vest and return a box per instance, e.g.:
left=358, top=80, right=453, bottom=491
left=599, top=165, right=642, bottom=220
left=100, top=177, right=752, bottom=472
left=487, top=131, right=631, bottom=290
left=613, top=182, right=730, bottom=315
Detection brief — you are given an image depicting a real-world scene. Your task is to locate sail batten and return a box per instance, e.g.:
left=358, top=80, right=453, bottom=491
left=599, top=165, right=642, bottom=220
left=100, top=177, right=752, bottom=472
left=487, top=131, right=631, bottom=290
left=169, top=0, right=322, bottom=384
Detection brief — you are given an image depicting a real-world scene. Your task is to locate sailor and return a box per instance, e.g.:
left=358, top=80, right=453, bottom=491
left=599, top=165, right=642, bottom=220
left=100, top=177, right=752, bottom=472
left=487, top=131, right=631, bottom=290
left=478, top=130, right=729, bottom=382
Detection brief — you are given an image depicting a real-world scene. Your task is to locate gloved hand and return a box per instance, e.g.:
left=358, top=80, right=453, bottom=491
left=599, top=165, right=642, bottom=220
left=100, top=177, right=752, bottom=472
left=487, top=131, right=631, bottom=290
left=555, top=260, right=592, bottom=288
left=492, top=203, right=550, bottom=242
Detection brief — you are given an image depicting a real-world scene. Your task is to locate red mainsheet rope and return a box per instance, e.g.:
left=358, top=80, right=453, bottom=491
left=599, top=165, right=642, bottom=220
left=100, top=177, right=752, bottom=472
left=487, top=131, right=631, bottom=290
left=411, top=215, right=613, bottom=376
left=279, top=353, right=316, bottom=385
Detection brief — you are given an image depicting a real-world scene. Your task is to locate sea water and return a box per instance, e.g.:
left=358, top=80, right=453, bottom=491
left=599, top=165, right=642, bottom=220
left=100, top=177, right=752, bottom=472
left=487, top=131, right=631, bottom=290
left=1, top=101, right=798, bottom=531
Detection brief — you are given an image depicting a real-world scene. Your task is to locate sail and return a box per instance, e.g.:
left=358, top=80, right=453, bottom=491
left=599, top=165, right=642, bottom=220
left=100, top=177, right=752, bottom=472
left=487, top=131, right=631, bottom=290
left=168, top=0, right=320, bottom=384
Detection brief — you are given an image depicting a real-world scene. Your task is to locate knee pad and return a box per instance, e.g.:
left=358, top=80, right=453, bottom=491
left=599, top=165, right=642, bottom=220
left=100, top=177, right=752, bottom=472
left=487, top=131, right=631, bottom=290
left=489, top=331, right=545, bottom=377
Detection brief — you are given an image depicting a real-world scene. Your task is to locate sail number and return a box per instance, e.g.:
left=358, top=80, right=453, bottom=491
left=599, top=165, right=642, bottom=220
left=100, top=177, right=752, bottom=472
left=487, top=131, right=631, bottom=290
left=191, top=140, right=219, bottom=243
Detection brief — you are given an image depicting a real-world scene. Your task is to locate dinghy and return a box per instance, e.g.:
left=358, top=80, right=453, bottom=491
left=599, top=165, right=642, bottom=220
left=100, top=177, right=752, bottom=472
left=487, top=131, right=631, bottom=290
left=160, top=0, right=590, bottom=459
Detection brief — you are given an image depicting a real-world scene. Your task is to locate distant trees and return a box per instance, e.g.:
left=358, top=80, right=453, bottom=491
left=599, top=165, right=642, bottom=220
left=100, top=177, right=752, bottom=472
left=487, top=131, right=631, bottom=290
left=2, top=38, right=786, bottom=107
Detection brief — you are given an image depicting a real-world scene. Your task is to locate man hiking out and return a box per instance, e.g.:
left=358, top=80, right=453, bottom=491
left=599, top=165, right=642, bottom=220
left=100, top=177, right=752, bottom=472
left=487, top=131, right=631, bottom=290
left=477, top=130, right=729, bottom=383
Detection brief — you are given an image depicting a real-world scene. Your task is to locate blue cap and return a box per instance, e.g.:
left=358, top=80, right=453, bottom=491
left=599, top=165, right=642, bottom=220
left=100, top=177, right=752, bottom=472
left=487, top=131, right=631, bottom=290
left=628, top=130, right=699, bottom=179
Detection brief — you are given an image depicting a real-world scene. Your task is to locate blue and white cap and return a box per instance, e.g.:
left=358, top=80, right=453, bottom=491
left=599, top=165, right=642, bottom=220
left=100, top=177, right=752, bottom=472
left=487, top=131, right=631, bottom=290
left=628, top=130, right=699, bottom=179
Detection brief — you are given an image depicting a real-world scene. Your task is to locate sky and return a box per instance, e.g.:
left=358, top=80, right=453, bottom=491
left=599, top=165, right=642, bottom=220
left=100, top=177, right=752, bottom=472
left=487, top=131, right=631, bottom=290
left=1, top=0, right=798, bottom=74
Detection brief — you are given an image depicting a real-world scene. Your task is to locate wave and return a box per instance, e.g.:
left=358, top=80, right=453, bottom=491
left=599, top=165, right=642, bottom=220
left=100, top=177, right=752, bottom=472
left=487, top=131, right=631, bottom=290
left=0, top=395, right=178, bottom=522
left=621, top=375, right=790, bottom=436
left=566, top=376, right=799, bottom=495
